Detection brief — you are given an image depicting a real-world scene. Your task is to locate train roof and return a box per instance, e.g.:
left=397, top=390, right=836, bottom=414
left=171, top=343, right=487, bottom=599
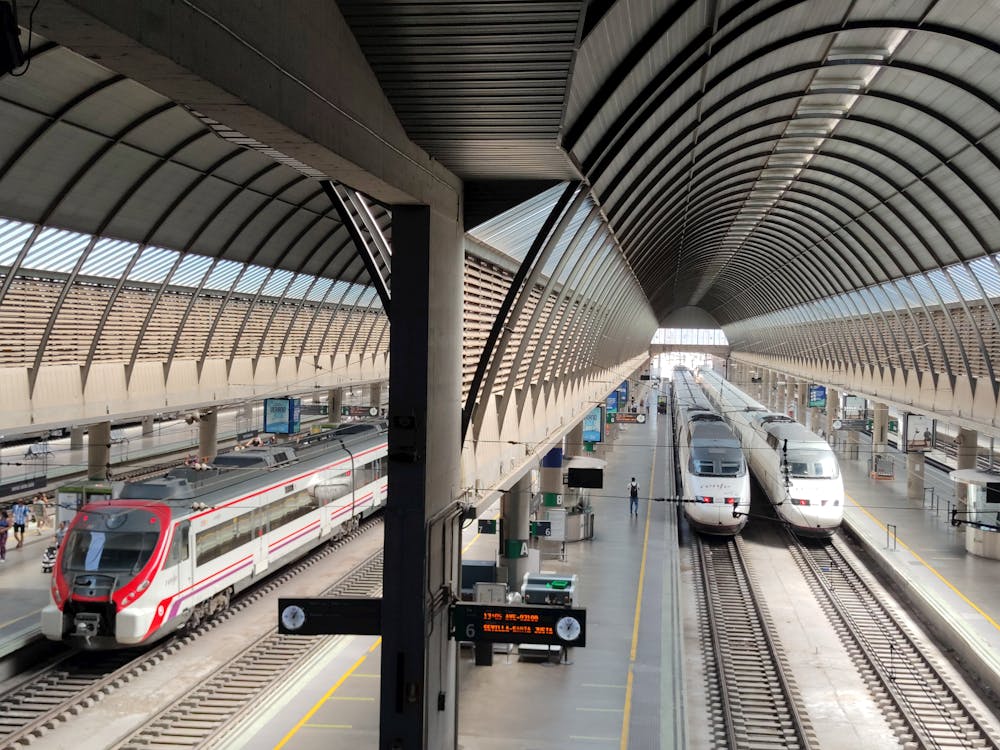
left=112, top=420, right=387, bottom=515
left=690, top=419, right=741, bottom=446
left=760, top=419, right=830, bottom=445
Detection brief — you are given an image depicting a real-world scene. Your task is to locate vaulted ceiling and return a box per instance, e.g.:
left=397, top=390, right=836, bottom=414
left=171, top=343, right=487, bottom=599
left=340, top=0, right=1000, bottom=335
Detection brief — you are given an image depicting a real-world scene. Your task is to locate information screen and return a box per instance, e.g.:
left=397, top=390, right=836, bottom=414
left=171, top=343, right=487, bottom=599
left=452, top=604, right=587, bottom=647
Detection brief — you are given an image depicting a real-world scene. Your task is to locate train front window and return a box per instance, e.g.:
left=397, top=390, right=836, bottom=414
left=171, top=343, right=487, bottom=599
left=784, top=448, right=839, bottom=478
left=61, top=509, right=161, bottom=573
left=690, top=446, right=745, bottom=476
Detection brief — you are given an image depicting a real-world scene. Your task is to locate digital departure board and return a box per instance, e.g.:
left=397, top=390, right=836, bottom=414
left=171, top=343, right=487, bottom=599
left=452, top=604, right=586, bottom=647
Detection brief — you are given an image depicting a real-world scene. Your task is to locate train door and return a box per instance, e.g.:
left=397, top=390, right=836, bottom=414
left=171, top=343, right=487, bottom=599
left=165, top=521, right=192, bottom=600
left=253, top=505, right=269, bottom=576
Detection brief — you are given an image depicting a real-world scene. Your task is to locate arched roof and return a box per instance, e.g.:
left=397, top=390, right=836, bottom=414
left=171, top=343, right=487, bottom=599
left=341, top=0, right=1000, bottom=330
left=6, top=0, right=1000, bottom=423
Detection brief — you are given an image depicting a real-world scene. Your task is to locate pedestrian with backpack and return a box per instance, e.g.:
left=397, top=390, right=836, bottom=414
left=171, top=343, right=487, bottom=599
left=628, top=477, right=639, bottom=516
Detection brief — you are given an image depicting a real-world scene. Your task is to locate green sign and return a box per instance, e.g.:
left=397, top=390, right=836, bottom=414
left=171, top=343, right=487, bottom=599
left=504, top=539, right=528, bottom=558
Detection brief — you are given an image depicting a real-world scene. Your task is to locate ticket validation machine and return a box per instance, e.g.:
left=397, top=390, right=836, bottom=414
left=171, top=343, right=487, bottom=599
left=949, top=469, right=1000, bottom=560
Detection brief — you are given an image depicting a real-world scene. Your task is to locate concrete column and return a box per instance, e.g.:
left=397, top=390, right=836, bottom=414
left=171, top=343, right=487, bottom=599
left=87, top=421, right=111, bottom=481
left=783, top=377, right=794, bottom=418
left=764, top=370, right=775, bottom=409
left=872, top=402, right=889, bottom=457
left=380, top=204, right=461, bottom=749
left=327, top=387, right=344, bottom=425
left=906, top=452, right=926, bottom=502
left=809, top=407, right=821, bottom=434
left=540, top=446, right=563, bottom=508
left=796, top=381, right=808, bottom=426
left=956, top=427, right=978, bottom=509
left=846, top=429, right=860, bottom=461
left=369, top=382, right=382, bottom=413
left=565, top=420, right=585, bottom=458
left=141, top=415, right=155, bottom=436
left=825, top=388, right=839, bottom=439
left=198, top=410, right=219, bottom=462
left=70, top=426, right=85, bottom=450
left=500, top=474, right=532, bottom=593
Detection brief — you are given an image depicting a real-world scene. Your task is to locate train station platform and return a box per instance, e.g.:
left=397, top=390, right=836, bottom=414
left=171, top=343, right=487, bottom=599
left=231, top=402, right=679, bottom=750
left=837, top=444, right=1000, bottom=703
left=254, top=413, right=1000, bottom=749
left=6, top=398, right=1000, bottom=747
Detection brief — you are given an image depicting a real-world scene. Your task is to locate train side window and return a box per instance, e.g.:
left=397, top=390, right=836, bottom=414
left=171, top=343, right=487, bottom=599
left=166, top=522, right=190, bottom=567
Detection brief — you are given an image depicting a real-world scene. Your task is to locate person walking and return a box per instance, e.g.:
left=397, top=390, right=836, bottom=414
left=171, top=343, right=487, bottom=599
left=0, top=510, right=9, bottom=562
left=628, top=477, right=639, bottom=517
left=11, top=498, right=29, bottom=548
left=33, top=493, right=48, bottom=534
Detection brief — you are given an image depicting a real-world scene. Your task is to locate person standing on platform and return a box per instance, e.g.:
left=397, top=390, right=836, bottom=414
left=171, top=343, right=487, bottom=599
left=11, top=499, right=29, bottom=548
left=0, top=510, right=9, bottom=562
left=628, top=477, right=639, bottom=516
left=33, top=493, right=48, bottom=534
left=55, top=520, right=68, bottom=547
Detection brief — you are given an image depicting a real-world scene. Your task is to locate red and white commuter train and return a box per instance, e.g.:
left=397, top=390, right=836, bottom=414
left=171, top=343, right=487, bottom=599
left=42, top=422, right=388, bottom=648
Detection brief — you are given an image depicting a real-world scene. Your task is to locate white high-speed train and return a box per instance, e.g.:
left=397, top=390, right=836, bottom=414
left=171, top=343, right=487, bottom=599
left=42, top=421, right=388, bottom=648
left=671, top=367, right=750, bottom=534
left=696, top=367, right=844, bottom=537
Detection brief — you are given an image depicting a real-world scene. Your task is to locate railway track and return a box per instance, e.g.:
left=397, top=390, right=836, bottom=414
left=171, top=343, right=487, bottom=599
left=694, top=535, right=816, bottom=749
left=0, top=518, right=381, bottom=748
left=790, top=532, right=1000, bottom=750
left=112, top=548, right=385, bottom=749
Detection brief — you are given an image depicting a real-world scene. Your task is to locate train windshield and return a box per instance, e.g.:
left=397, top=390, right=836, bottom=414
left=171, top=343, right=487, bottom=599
left=784, top=448, right=839, bottom=479
left=62, top=509, right=161, bottom=574
left=690, top=446, right=746, bottom=477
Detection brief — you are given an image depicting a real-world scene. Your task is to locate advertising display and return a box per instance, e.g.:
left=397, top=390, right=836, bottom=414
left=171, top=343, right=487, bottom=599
left=606, top=392, right=619, bottom=415
left=264, top=397, right=301, bottom=434
left=808, top=384, right=827, bottom=408
left=617, top=380, right=629, bottom=407
left=582, top=406, right=603, bottom=443
left=902, top=413, right=934, bottom=453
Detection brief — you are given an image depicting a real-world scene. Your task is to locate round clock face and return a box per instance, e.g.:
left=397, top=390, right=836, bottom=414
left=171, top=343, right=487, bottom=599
left=556, top=615, right=581, bottom=642
left=281, top=604, right=306, bottom=631
left=368, top=406, right=379, bottom=417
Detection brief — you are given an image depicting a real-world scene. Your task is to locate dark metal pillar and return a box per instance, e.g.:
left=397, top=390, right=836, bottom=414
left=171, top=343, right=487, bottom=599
left=380, top=205, right=462, bottom=749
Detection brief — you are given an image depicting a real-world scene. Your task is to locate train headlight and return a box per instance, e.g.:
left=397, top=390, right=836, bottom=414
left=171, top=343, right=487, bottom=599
left=137, top=580, right=150, bottom=591
left=51, top=584, right=62, bottom=605
left=790, top=498, right=811, bottom=506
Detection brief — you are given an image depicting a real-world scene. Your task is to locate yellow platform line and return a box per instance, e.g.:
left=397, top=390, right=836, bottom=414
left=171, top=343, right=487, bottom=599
left=620, top=444, right=658, bottom=750
left=273, top=637, right=382, bottom=749
left=848, top=494, right=1000, bottom=632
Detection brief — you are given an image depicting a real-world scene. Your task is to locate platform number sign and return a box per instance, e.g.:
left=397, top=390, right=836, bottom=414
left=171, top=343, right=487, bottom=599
left=530, top=520, right=552, bottom=537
